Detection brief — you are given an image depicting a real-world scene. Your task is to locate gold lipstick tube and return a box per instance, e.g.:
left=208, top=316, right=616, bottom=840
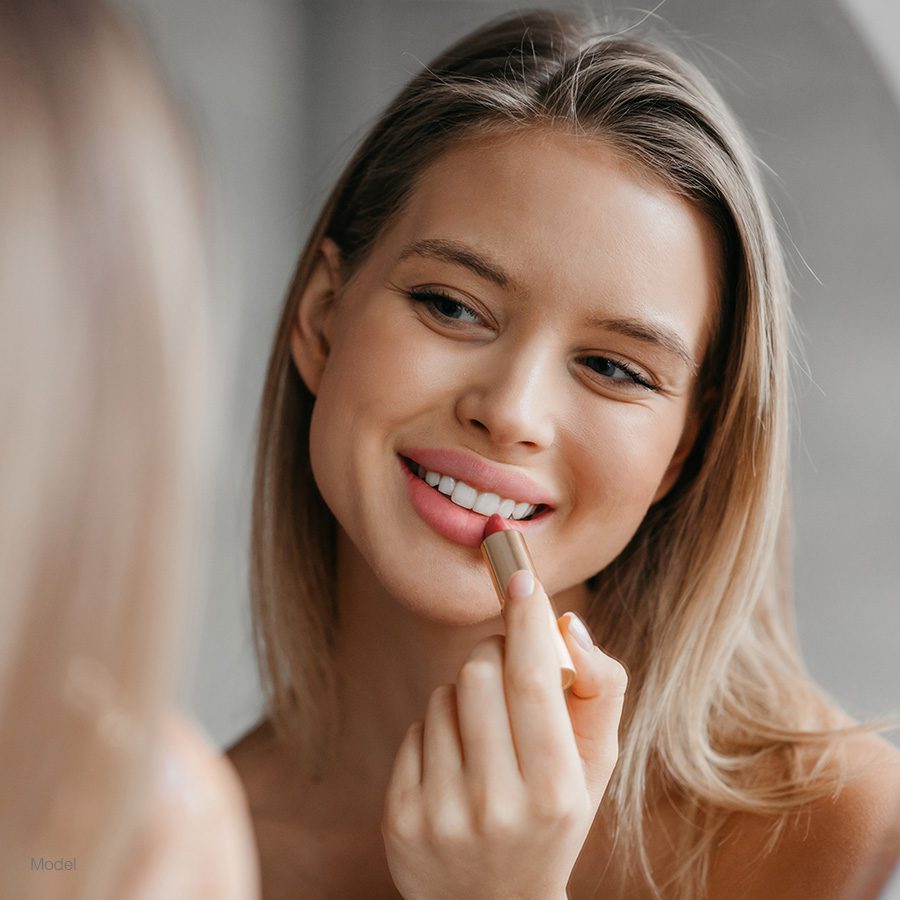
left=481, top=529, right=576, bottom=690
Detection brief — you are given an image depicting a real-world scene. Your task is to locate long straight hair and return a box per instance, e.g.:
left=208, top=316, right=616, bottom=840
left=0, top=4, right=207, bottom=898
left=250, top=10, right=895, bottom=897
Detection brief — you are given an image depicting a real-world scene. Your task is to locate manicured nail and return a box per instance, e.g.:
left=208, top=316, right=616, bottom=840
left=506, top=569, right=535, bottom=600
left=564, top=612, right=594, bottom=651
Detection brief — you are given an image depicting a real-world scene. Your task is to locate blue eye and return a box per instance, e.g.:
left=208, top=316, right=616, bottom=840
left=580, top=355, right=658, bottom=391
left=408, top=289, right=481, bottom=324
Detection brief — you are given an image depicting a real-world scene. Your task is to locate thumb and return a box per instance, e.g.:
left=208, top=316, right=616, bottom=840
left=557, top=611, right=628, bottom=803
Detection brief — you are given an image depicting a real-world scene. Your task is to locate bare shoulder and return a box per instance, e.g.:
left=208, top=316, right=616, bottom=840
left=710, top=732, right=900, bottom=900
left=226, top=719, right=284, bottom=808
left=227, top=720, right=321, bottom=897
left=226, top=720, right=293, bottom=859
left=226, top=717, right=276, bottom=768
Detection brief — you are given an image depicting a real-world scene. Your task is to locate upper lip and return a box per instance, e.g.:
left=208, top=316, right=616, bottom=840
left=401, top=447, right=557, bottom=507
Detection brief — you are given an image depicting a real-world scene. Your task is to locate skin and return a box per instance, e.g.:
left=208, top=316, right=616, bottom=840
left=116, top=713, right=261, bottom=900
left=228, top=129, right=900, bottom=897
left=300, top=130, right=714, bottom=631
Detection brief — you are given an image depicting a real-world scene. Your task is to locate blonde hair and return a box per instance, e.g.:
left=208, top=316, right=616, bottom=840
left=250, top=10, right=897, bottom=897
left=0, top=3, right=207, bottom=898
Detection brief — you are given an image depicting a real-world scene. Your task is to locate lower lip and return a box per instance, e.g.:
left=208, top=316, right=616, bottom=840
left=399, top=456, right=550, bottom=548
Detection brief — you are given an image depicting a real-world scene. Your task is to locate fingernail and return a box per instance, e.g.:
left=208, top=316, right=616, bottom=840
left=506, top=569, right=535, bottom=600
left=564, top=612, right=595, bottom=651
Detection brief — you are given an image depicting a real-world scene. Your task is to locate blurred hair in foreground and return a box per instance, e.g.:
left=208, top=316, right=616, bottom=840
left=0, top=2, right=248, bottom=898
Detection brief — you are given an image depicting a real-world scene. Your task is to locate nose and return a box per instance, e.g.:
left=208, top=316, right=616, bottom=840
left=454, top=341, right=557, bottom=452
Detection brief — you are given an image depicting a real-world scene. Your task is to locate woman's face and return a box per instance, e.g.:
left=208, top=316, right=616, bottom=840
left=293, top=129, right=720, bottom=622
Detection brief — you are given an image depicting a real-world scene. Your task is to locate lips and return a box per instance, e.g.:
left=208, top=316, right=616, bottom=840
left=401, top=447, right=557, bottom=508
left=402, top=457, right=542, bottom=520
left=398, top=450, right=555, bottom=548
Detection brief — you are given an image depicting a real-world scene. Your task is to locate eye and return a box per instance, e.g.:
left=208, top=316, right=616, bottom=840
left=579, top=355, right=660, bottom=392
left=408, top=288, right=482, bottom=325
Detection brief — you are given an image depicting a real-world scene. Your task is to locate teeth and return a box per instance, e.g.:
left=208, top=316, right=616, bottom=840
left=512, top=501, right=532, bottom=520
left=472, top=492, right=501, bottom=516
left=409, top=459, right=540, bottom=520
left=450, top=482, right=478, bottom=509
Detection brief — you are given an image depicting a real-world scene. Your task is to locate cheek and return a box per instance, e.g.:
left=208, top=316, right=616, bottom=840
left=323, top=299, right=469, bottom=435
left=549, top=407, right=687, bottom=586
left=571, top=403, right=687, bottom=512
left=306, top=307, right=441, bottom=497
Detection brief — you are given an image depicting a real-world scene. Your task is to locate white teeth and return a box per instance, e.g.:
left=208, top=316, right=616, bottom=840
left=409, top=459, right=543, bottom=520
left=472, top=492, right=501, bottom=516
left=512, top=501, right=533, bottom=520
left=450, top=482, right=478, bottom=509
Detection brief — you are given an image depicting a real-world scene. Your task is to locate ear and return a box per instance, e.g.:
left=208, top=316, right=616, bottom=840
left=652, top=405, right=703, bottom=505
left=289, top=237, right=345, bottom=396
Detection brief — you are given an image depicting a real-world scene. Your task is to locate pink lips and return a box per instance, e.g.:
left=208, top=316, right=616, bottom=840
left=398, top=451, right=554, bottom=548
left=402, top=447, right=556, bottom=507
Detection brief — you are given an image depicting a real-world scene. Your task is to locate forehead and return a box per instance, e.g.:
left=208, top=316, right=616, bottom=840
left=372, top=129, right=721, bottom=352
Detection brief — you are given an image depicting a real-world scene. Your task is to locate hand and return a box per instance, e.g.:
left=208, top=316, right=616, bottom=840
left=382, top=570, right=628, bottom=900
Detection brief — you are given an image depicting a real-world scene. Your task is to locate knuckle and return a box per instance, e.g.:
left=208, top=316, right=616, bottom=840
left=426, top=806, right=469, bottom=846
left=407, top=719, right=424, bottom=738
left=427, top=683, right=456, bottom=712
left=531, top=787, right=582, bottom=824
left=603, top=657, right=629, bottom=696
left=480, top=633, right=506, bottom=656
left=509, top=664, right=553, bottom=701
left=457, top=657, right=495, bottom=688
left=458, top=635, right=504, bottom=679
left=381, top=796, right=421, bottom=843
left=475, top=800, right=519, bottom=839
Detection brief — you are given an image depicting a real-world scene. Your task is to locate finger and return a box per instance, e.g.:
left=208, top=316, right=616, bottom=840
left=383, top=721, right=424, bottom=842
left=422, top=684, right=464, bottom=785
left=559, top=612, right=628, bottom=803
left=388, top=720, right=424, bottom=791
left=455, top=634, right=520, bottom=793
left=421, top=684, right=470, bottom=833
left=502, top=570, right=580, bottom=790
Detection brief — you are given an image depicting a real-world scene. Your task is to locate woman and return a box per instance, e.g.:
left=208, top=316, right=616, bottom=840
left=0, top=2, right=259, bottom=898
left=228, top=10, right=900, bottom=898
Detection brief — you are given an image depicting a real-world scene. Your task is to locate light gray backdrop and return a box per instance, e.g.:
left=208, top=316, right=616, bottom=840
left=117, top=0, right=900, bottom=750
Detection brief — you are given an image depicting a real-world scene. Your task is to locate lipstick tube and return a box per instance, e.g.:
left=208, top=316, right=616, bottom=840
left=481, top=528, right=576, bottom=690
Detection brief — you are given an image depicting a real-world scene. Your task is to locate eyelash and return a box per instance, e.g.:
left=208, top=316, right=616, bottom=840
left=407, top=288, right=660, bottom=393
left=408, top=288, right=482, bottom=324
left=579, top=356, right=659, bottom=392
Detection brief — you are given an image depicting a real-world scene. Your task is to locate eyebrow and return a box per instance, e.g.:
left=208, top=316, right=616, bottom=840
left=584, top=315, right=698, bottom=372
left=398, top=238, right=511, bottom=289
left=398, top=238, right=697, bottom=371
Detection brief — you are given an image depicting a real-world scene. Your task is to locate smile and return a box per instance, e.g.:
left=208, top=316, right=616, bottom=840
left=412, top=463, right=537, bottom=519
left=401, top=456, right=545, bottom=521
left=399, top=454, right=553, bottom=548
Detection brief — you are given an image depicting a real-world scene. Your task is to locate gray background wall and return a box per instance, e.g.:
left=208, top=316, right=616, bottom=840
left=118, top=0, right=900, bottom=749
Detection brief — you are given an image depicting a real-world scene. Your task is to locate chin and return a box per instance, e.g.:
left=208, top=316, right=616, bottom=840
left=386, top=567, right=502, bottom=627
